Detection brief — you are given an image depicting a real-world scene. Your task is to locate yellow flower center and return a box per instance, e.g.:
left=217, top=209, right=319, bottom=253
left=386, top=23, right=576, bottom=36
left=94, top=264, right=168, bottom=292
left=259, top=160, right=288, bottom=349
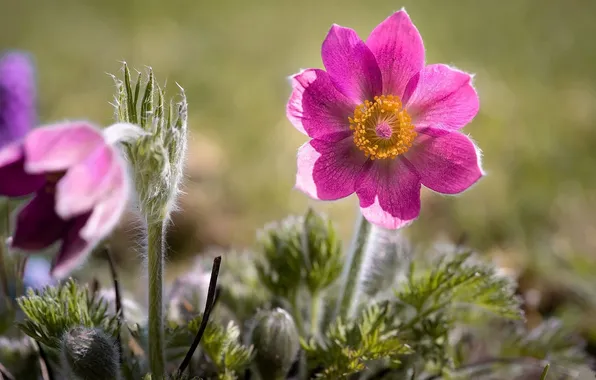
left=349, top=95, right=417, bottom=160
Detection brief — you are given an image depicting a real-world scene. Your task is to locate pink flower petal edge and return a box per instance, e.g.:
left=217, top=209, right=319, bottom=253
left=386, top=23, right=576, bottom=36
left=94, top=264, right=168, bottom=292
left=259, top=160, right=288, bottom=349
left=366, top=9, right=425, bottom=98
left=321, top=24, right=382, bottom=103
left=55, top=144, right=121, bottom=219
left=295, top=136, right=367, bottom=201
left=23, top=121, right=105, bottom=174
left=287, top=68, right=355, bottom=142
left=355, top=158, right=421, bottom=229
left=404, top=64, right=479, bottom=132
left=407, top=129, right=484, bottom=194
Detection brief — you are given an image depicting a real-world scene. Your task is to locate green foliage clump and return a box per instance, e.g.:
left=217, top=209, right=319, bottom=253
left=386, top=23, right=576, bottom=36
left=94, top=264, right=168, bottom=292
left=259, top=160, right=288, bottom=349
left=17, top=279, right=118, bottom=350
left=5, top=211, right=593, bottom=380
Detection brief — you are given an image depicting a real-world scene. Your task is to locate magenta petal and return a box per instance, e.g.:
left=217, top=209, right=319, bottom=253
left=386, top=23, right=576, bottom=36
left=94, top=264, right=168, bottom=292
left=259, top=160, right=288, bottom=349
left=407, top=129, right=484, bottom=194
left=287, top=69, right=355, bottom=142
left=404, top=64, right=479, bottom=132
left=55, top=144, right=120, bottom=219
left=12, top=190, right=65, bottom=251
left=23, top=122, right=105, bottom=173
left=366, top=10, right=425, bottom=98
left=0, top=143, right=45, bottom=196
left=51, top=214, right=92, bottom=278
left=355, top=158, right=421, bottom=229
left=321, top=25, right=382, bottom=103
left=296, top=136, right=367, bottom=200
left=80, top=160, right=129, bottom=240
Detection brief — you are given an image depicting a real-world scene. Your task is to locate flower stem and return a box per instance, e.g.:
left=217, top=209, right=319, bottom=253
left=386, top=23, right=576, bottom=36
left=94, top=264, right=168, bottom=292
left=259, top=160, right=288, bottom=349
left=147, top=217, right=167, bottom=379
left=310, top=291, right=321, bottom=337
left=290, top=291, right=305, bottom=336
left=334, top=211, right=371, bottom=319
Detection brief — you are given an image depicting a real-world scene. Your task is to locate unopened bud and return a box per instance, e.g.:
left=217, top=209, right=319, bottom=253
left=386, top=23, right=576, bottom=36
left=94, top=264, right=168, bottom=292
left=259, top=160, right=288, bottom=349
left=251, top=308, right=299, bottom=380
left=60, top=327, right=120, bottom=380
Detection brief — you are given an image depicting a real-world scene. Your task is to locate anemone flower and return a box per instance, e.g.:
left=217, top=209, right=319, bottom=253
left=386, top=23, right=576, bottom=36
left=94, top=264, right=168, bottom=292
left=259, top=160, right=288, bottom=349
left=287, top=10, right=483, bottom=229
left=0, top=122, right=130, bottom=277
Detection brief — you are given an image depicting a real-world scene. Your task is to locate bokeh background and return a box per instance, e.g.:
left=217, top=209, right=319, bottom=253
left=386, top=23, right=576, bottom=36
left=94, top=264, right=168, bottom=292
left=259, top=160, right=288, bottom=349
left=3, top=0, right=596, bottom=358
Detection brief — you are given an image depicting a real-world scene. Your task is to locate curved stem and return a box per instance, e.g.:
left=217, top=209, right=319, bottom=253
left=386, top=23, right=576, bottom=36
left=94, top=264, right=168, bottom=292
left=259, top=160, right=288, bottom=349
left=334, top=211, right=371, bottom=319
left=147, top=218, right=167, bottom=379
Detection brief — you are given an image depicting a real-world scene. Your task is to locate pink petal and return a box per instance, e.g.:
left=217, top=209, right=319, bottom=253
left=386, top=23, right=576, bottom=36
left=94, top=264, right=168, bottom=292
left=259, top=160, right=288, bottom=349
left=406, top=129, right=484, bottom=194
left=403, top=64, right=479, bottom=132
left=12, top=190, right=66, bottom=251
left=0, top=143, right=45, bottom=196
left=287, top=69, right=355, bottom=142
left=321, top=24, right=382, bottom=103
left=355, top=158, right=421, bottom=229
left=296, top=136, right=367, bottom=200
left=80, top=161, right=129, bottom=240
left=51, top=214, right=92, bottom=278
left=55, top=144, right=121, bottom=219
left=366, top=10, right=425, bottom=98
left=23, top=122, right=105, bottom=174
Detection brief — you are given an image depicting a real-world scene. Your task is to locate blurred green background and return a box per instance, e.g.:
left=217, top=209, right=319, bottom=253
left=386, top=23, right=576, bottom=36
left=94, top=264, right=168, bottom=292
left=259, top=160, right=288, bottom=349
left=3, top=0, right=596, bottom=352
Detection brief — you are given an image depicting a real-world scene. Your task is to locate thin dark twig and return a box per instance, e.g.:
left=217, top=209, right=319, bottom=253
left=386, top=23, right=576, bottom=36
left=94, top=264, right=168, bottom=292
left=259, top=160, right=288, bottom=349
left=104, top=246, right=123, bottom=365
left=0, top=361, right=15, bottom=380
left=176, top=256, right=222, bottom=375
left=90, top=277, right=100, bottom=294
left=36, top=341, right=54, bottom=380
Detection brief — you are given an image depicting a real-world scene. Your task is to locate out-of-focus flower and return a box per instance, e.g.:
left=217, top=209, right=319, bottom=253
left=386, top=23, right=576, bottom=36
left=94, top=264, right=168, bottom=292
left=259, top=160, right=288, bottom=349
left=287, top=9, right=483, bottom=229
left=0, top=51, right=36, bottom=149
left=22, top=256, right=55, bottom=290
left=0, top=122, right=130, bottom=278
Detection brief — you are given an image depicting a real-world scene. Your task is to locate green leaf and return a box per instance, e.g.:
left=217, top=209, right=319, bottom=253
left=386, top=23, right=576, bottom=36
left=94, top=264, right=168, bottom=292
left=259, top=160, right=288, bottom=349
left=16, top=279, right=118, bottom=349
left=303, top=302, right=412, bottom=379
left=396, top=251, right=523, bottom=321
left=187, top=315, right=254, bottom=375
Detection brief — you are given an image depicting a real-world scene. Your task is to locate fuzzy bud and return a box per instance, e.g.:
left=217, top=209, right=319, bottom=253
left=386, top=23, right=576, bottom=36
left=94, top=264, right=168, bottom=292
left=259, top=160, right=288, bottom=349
left=60, top=327, right=121, bottom=380
left=251, top=308, right=299, bottom=380
left=111, top=63, right=187, bottom=221
left=256, top=210, right=342, bottom=298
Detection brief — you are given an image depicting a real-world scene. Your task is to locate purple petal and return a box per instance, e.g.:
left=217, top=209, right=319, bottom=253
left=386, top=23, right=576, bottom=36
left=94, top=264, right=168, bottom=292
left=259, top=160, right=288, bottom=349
left=366, top=10, right=425, bottom=98
left=322, top=24, right=382, bottom=103
left=23, top=122, right=105, bottom=174
left=406, top=129, right=484, bottom=194
left=355, top=158, right=421, bottom=229
left=0, top=142, right=45, bottom=196
left=296, top=136, right=367, bottom=200
left=0, top=52, right=36, bottom=148
left=55, top=144, right=120, bottom=219
left=51, top=214, right=92, bottom=278
left=80, top=155, right=129, bottom=240
left=287, top=69, right=355, bottom=142
left=12, top=190, right=66, bottom=251
left=404, top=64, right=479, bottom=132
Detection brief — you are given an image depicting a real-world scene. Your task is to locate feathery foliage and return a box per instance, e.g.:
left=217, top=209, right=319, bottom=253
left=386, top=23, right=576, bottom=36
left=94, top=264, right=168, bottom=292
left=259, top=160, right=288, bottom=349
left=17, top=279, right=117, bottom=350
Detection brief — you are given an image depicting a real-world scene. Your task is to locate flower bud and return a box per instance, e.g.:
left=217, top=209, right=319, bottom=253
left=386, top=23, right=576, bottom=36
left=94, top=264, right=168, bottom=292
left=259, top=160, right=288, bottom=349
left=111, top=63, right=188, bottom=221
left=251, top=308, right=299, bottom=380
left=60, top=327, right=120, bottom=380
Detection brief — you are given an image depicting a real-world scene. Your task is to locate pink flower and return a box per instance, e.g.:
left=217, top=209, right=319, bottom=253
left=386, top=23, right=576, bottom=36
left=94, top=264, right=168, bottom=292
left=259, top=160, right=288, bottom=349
left=0, top=122, right=129, bottom=277
left=287, top=10, right=483, bottom=229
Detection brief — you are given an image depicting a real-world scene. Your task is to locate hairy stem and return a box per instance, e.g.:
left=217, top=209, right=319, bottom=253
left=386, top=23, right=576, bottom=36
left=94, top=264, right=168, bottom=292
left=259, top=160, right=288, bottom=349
left=310, top=291, right=321, bottom=337
left=334, top=211, right=371, bottom=319
left=290, top=291, right=305, bottom=336
left=147, top=217, right=167, bottom=379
